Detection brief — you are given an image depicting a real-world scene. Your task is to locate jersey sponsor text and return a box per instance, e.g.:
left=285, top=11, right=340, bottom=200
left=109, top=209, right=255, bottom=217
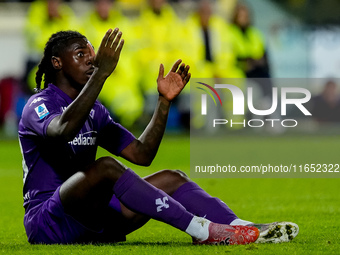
left=68, top=131, right=97, bottom=146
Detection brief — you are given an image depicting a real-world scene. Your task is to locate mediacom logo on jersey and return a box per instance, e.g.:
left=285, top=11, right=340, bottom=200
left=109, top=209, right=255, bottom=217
left=68, top=132, right=97, bottom=146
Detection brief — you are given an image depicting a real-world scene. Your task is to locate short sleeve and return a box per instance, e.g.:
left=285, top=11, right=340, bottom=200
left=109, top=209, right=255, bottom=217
left=96, top=103, right=136, bottom=155
left=21, top=96, right=62, bottom=138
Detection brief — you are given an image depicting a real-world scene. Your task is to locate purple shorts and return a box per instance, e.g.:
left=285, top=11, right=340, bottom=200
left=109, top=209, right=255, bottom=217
left=24, top=186, right=126, bottom=244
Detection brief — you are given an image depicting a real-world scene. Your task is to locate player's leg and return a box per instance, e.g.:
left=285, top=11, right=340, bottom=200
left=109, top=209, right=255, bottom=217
left=59, top=156, right=125, bottom=231
left=60, top=159, right=258, bottom=245
left=105, top=169, right=242, bottom=234
left=97, top=169, right=191, bottom=238
left=60, top=157, right=192, bottom=233
left=170, top=170, right=299, bottom=243
left=112, top=169, right=241, bottom=235
left=147, top=169, right=241, bottom=225
left=141, top=169, right=298, bottom=243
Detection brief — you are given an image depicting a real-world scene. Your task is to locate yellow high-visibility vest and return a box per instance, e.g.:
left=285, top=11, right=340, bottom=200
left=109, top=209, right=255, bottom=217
left=25, top=0, right=78, bottom=56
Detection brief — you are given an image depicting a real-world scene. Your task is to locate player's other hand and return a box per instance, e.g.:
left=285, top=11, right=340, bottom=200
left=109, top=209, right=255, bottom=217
left=94, top=28, right=124, bottom=78
left=157, top=59, right=191, bottom=102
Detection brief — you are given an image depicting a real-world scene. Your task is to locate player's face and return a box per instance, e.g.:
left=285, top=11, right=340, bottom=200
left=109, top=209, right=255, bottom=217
left=59, top=38, right=95, bottom=89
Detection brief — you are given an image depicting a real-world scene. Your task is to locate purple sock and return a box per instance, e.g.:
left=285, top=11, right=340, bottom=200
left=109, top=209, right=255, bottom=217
left=113, top=169, right=193, bottom=231
left=172, top=182, right=238, bottom=224
left=108, top=194, right=122, bottom=213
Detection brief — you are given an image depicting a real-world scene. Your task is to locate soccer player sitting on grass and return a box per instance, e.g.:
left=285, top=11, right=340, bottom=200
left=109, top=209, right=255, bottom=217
left=18, top=29, right=299, bottom=245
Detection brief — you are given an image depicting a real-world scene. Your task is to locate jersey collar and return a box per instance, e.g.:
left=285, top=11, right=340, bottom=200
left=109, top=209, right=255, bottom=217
left=47, top=83, right=74, bottom=105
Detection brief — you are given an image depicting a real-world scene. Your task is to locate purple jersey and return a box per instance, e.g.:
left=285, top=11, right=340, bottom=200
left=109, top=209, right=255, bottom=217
left=18, top=84, right=135, bottom=212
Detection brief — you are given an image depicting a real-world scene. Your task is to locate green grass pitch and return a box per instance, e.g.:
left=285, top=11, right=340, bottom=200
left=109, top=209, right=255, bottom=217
left=0, top=134, right=339, bottom=254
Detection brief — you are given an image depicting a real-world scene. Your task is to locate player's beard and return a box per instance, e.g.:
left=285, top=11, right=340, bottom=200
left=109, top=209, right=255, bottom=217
left=66, top=73, right=88, bottom=92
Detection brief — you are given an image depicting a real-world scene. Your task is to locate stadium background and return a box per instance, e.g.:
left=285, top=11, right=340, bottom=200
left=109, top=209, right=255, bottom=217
left=0, top=0, right=340, bottom=254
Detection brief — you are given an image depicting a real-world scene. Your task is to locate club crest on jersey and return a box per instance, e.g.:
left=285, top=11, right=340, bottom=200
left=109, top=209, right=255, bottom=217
left=35, top=103, right=50, bottom=119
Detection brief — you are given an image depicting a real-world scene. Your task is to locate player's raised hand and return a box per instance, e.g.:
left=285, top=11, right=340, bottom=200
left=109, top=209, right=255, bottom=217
left=94, top=28, right=124, bottom=77
left=157, top=59, right=191, bottom=102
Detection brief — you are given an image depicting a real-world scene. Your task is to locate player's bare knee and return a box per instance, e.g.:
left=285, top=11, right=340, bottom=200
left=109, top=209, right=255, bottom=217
left=160, top=169, right=190, bottom=184
left=96, top=156, right=126, bottom=181
left=174, top=169, right=188, bottom=178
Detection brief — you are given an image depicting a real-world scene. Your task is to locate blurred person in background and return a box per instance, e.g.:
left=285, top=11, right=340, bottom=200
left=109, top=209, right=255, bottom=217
left=230, top=3, right=270, bottom=78
left=229, top=2, right=273, bottom=122
left=81, top=0, right=143, bottom=128
left=115, top=0, right=144, bottom=12
left=185, top=0, right=244, bottom=130
left=229, top=2, right=270, bottom=80
left=24, top=0, right=77, bottom=92
left=185, top=0, right=243, bottom=79
left=0, top=77, right=24, bottom=137
left=310, top=80, right=340, bottom=123
left=134, top=0, right=185, bottom=128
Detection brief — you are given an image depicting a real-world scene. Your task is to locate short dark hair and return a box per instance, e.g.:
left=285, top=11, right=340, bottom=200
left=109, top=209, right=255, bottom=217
left=35, top=30, right=86, bottom=92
